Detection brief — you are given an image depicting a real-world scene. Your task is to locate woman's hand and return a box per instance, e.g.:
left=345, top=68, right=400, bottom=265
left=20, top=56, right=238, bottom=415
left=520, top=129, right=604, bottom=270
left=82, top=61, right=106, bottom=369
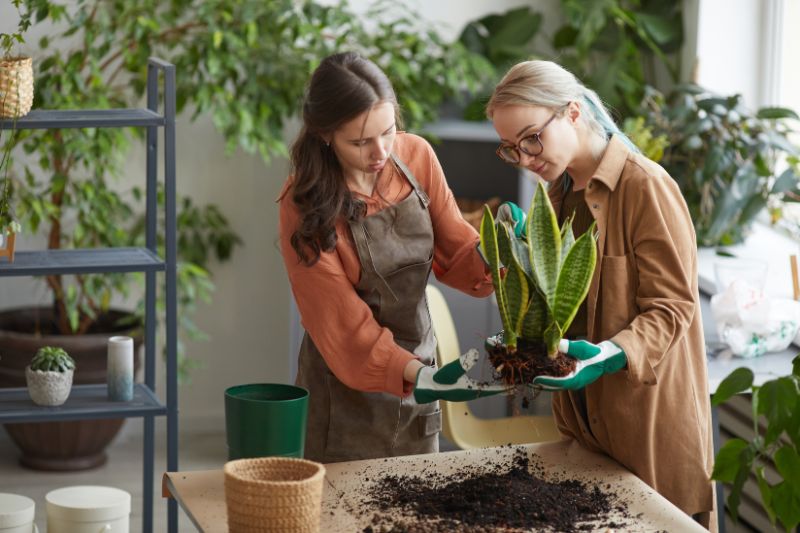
left=531, top=340, right=627, bottom=391
left=413, top=349, right=511, bottom=404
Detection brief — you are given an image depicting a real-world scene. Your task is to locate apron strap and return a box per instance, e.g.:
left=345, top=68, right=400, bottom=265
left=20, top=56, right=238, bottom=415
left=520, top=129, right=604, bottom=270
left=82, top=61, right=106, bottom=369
left=391, top=153, right=430, bottom=208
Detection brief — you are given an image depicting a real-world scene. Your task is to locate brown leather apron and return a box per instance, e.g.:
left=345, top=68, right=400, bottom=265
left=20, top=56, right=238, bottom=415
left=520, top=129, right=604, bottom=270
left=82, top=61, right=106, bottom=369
left=295, top=154, right=441, bottom=463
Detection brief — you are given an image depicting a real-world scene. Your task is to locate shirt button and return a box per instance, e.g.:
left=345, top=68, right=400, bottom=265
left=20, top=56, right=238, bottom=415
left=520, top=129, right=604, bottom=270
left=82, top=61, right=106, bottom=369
left=588, top=183, right=593, bottom=189
left=592, top=204, right=599, bottom=209
left=591, top=418, right=598, bottom=425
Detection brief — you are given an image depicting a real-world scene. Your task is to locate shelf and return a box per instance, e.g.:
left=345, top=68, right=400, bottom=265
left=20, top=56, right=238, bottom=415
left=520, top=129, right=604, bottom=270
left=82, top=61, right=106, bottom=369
left=423, top=119, right=500, bottom=142
left=0, top=384, right=167, bottom=423
left=0, top=109, right=165, bottom=130
left=0, top=247, right=165, bottom=277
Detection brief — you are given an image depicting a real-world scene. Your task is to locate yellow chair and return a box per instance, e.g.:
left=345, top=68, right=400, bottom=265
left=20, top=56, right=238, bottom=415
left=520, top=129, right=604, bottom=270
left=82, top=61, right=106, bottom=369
left=425, top=284, right=562, bottom=449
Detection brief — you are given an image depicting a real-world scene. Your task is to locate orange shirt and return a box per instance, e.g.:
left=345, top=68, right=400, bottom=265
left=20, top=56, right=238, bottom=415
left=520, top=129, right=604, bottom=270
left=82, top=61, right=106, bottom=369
left=278, top=133, right=493, bottom=397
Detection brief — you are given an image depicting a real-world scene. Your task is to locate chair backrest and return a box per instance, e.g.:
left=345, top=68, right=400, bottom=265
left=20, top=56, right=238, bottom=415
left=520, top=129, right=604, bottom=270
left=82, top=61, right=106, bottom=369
left=425, top=284, right=561, bottom=449
left=424, top=284, right=469, bottom=443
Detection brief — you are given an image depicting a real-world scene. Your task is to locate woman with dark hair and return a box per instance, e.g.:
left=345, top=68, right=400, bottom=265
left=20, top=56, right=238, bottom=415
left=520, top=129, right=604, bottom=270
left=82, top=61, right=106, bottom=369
left=278, top=52, right=506, bottom=463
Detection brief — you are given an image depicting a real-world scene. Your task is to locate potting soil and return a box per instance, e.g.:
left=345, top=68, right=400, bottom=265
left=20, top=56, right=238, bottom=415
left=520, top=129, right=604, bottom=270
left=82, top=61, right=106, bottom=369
left=356, top=447, right=634, bottom=532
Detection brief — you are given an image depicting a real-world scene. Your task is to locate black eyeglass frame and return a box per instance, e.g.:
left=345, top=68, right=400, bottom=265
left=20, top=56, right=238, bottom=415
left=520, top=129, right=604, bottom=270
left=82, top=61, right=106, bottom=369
left=495, top=105, right=568, bottom=165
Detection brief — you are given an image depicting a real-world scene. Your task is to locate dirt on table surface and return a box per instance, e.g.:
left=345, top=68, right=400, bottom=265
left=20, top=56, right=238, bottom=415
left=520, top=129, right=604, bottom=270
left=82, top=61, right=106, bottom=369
left=347, top=446, right=635, bottom=532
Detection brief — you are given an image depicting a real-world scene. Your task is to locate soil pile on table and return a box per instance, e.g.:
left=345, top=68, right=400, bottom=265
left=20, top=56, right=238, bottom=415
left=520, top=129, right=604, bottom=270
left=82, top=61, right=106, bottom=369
left=361, top=448, right=630, bottom=532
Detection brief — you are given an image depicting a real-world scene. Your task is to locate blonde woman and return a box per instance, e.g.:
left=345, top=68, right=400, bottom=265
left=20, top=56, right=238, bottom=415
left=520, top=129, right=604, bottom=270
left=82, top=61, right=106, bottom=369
left=486, top=60, right=715, bottom=531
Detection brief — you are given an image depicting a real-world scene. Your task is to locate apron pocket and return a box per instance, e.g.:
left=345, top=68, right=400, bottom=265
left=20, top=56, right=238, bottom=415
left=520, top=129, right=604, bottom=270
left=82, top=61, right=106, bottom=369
left=417, top=409, right=442, bottom=438
left=324, top=374, right=399, bottom=461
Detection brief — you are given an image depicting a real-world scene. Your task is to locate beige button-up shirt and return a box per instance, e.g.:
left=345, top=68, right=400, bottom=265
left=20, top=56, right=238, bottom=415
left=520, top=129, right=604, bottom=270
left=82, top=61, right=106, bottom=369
left=548, top=135, right=714, bottom=517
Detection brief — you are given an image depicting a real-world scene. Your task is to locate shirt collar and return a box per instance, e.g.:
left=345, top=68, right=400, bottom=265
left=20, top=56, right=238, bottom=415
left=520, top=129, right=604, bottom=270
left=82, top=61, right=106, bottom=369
left=590, top=134, right=630, bottom=192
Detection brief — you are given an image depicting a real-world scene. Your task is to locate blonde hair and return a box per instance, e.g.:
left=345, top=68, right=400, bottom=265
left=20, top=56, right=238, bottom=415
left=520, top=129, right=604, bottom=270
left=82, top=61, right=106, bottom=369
left=486, top=60, right=638, bottom=156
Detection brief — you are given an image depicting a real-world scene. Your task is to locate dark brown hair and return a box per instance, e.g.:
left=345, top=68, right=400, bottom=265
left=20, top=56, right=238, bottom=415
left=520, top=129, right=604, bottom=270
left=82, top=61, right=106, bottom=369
left=289, top=52, right=400, bottom=265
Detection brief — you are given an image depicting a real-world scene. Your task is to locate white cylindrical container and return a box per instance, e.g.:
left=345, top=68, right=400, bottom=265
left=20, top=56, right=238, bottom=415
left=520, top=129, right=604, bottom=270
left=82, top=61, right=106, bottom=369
left=46, top=486, right=130, bottom=533
left=107, top=336, right=134, bottom=401
left=0, top=493, right=36, bottom=533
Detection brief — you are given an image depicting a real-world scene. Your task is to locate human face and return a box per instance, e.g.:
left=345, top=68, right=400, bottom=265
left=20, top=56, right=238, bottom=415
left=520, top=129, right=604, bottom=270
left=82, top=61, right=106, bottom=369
left=491, top=104, right=579, bottom=182
left=330, top=102, right=397, bottom=181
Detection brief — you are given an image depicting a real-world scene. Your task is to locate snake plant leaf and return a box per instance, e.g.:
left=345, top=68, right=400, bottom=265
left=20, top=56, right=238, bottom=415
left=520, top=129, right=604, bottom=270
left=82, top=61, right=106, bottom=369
left=497, top=220, right=516, bottom=269
left=543, top=320, right=563, bottom=357
left=553, top=222, right=598, bottom=331
left=528, top=181, right=561, bottom=310
left=521, top=284, right=547, bottom=339
left=480, top=206, right=512, bottom=336
left=504, top=255, right=530, bottom=340
left=559, top=214, right=576, bottom=268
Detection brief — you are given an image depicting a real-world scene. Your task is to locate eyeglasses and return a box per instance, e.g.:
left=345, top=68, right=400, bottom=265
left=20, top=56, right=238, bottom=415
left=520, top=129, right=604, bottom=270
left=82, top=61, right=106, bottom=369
left=495, top=107, right=564, bottom=165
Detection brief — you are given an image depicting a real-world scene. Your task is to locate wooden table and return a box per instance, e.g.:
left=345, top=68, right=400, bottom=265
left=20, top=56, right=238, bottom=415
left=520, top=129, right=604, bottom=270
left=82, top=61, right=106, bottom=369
left=163, top=439, right=705, bottom=532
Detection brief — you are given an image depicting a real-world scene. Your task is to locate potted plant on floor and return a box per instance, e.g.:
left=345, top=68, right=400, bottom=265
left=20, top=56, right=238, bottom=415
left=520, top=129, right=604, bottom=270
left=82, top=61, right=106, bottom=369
left=711, top=355, right=800, bottom=531
left=480, top=181, right=598, bottom=384
left=25, top=346, right=75, bottom=407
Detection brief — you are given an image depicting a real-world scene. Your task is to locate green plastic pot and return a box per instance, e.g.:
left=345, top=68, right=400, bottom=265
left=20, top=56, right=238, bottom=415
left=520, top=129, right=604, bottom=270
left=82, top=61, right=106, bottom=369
left=224, top=383, right=309, bottom=460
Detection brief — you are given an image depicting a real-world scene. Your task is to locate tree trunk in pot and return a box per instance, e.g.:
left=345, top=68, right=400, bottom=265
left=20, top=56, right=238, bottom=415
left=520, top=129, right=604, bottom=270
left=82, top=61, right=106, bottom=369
left=0, top=307, right=142, bottom=471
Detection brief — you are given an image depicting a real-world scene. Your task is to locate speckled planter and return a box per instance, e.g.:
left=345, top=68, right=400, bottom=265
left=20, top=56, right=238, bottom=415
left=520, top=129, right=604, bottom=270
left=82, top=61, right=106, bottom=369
left=25, top=366, right=74, bottom=406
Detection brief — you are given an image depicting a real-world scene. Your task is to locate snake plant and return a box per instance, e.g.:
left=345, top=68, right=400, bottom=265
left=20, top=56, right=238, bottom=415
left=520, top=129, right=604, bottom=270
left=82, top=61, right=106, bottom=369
left=480, top=181, right=598, bottom=358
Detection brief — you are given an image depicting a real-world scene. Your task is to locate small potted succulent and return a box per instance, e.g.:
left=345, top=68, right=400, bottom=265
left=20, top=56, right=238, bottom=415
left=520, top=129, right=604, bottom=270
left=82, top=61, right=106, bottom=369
left=26, top=346, right=76, bottom=406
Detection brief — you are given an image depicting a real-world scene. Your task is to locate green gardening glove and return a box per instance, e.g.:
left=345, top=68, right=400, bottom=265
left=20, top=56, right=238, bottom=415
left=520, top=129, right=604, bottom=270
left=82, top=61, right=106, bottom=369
left=496, top=201, right=527, bottom=238
left=531, top=339, right=627, bottom=391
left=414, top=349, right=511, bottom=404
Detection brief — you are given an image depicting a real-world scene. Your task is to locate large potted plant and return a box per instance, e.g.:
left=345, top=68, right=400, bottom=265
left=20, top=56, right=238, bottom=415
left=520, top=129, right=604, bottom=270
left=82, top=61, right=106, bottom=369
left=0, top=0, right=495, bottom=469
left=479, top=182, right=598, bottom=384
left=711, top=355, right=800, bottom=531
left=640, top=85, right=800, bottom=247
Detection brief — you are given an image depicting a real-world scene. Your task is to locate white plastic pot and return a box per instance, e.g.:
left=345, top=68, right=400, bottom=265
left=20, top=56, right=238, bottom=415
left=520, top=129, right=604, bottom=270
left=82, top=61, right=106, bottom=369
left=0, top=493, right=37, bottom=533
left=46, top=486, right=130, bottom=533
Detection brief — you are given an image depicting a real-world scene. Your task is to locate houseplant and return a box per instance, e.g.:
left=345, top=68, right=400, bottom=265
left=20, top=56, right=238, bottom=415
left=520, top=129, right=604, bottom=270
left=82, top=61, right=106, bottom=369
left=711, top=355, right=800, bottom=531
left=552, top=0, right=683, bottom=119
left=0, top=0, right=34, bottom=261
left=640, top=85, right=800, bottom=246
left=25, top=346, right=75, bottom=406
left=0, top=0, right=496, bottom=469
left=479, top=182, right=598, bottom=384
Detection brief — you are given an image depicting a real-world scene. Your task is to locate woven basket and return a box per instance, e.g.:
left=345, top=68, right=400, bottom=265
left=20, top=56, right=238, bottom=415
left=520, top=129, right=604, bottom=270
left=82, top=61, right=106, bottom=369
left=224, top=457, right=326, bottom=533
left=0, top=56, right=34, bottom=118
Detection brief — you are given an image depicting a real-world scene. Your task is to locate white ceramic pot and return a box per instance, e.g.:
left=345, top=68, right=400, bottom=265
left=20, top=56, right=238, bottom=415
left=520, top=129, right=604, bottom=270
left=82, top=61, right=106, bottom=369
left=25, top=367, right=74, bottom=406
left=46, top=486, right=130, bottom=533
left=0, top=493, right=37, bottom=533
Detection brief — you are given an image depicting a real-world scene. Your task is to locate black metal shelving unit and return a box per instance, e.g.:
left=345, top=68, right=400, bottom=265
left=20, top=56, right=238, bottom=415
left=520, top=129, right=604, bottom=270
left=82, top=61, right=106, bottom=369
left=0, top=57, right=179, bottom=533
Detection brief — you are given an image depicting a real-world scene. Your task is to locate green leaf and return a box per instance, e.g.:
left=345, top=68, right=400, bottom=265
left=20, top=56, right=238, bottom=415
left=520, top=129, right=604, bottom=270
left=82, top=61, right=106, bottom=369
left=757, top=377, right=798, bottom=445
left=711, top=438, right=749, bottom=483
left=552, top=222, right=597, bottom=332
left=772, top=168, right=799, bottom=194
left=755, top=466, right=777, bottom=526
left=480, top=206, right=512, bottom=345
left=757, top=107, right=799, bottom=120
left=528, top=182, right=561, bottom=309
left=521, top=286, right=547, bottom=340
left=712, top=367, right=754, bottom=406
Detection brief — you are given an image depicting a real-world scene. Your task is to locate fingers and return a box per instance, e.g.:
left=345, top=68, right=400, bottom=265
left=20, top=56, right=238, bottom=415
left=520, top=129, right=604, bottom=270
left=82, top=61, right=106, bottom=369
left=459, top=348, right=480, bottom=371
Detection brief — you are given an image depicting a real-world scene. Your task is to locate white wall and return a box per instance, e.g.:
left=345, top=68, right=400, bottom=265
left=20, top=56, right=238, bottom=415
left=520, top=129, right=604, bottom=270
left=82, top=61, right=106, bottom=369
left=0, top=1, right=559, bottom=432
left=689, top=0, right=777, bottom=109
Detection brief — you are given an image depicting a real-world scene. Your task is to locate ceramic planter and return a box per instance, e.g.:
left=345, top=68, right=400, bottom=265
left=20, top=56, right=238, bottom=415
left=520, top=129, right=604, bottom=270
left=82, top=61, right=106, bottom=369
left=25, top=366, right=73, bottom=407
